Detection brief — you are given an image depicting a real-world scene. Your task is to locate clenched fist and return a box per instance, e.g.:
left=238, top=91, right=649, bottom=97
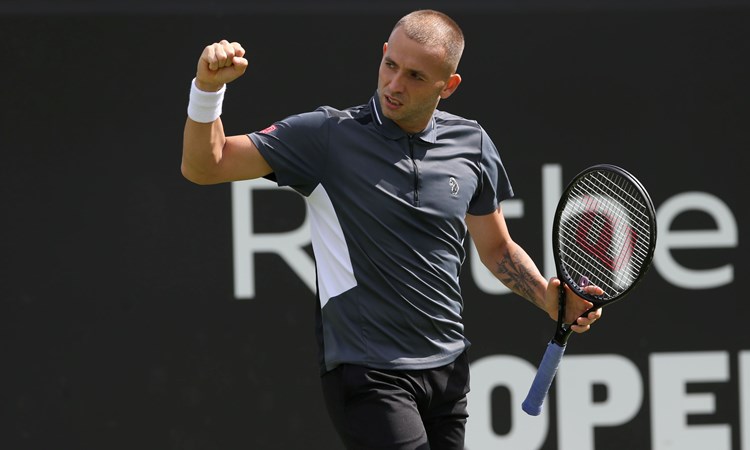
left=195, top=40, right=248, bottom=92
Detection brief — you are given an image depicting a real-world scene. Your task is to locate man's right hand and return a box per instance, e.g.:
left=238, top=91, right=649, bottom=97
left=195, top=40, right=248, bottom=92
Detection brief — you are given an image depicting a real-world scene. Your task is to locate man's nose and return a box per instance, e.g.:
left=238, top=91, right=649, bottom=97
left=389, top=71, right=406, bottom=92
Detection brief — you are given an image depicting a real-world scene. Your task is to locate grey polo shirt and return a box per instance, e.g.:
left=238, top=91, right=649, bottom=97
left=249, top=93, right=514, bottom=373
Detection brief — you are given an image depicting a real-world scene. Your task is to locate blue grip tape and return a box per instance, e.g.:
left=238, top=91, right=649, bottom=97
left=522, top=341, right=566, bottom=416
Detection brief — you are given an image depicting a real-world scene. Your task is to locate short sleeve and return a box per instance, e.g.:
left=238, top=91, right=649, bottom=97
left=248, top=108, right=330, bottom=197
left=467, top=127, right=514, bottom=215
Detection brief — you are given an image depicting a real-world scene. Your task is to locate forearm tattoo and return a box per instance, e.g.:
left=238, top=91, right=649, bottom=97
left=492, top=250, right=545, bottom=310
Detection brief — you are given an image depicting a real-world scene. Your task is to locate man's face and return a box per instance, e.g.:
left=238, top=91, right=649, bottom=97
left=377, top=27, right=460, bottom=134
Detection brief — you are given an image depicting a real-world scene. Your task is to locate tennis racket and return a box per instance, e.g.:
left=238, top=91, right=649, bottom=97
left=521, top=164, right=657, bottom=416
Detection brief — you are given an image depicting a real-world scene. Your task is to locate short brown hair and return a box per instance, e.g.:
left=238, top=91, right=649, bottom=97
left=392, top=10, right=465, bottom=73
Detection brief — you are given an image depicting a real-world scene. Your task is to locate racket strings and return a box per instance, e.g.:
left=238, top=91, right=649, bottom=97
left=587, top=171, right=653, bottom=236
left=569, top=176, right=653, bottom=262
left=557, top=170, right=654, bottom=299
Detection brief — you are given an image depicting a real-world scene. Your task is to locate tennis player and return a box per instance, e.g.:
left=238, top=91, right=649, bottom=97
left=182, top=9, right=602, bottom=450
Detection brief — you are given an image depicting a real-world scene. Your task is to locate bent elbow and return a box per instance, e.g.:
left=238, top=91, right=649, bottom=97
left=181, top=161, right=217, bottom=185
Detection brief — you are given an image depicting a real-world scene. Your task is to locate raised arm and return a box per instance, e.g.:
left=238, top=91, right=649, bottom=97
left=182, top=40, right=272, bottom=185
left=466, top=207, right=601, bottom=332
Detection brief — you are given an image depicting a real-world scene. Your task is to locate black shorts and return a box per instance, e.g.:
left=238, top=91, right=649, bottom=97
left=321, top=351, right=470, bottom=450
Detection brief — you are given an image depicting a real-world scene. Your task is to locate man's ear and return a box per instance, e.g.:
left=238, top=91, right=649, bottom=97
left=440, top=73, right=462, bottom=99
left=382, top=42, right=388, bottom=56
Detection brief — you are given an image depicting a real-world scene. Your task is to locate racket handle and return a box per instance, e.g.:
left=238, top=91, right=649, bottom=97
left=522, top=340, right=567, bottom=416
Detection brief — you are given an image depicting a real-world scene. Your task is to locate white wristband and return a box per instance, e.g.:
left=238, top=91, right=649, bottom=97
left=187, top=78, right=226, bottom=123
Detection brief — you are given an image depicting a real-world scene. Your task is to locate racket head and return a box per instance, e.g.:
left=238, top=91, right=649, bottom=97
left=552, top=164, right=657, bottom=307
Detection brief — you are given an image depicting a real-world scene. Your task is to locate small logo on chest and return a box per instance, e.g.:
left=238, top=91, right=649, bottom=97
left=449, top=177, right=460, bottom=197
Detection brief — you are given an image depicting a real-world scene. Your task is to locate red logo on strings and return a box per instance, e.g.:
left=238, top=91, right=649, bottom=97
left=575, top=195, right=637, bottom=270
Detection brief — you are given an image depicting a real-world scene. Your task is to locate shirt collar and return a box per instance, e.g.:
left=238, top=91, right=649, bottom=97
left=369, top=93, right=437, bottom=144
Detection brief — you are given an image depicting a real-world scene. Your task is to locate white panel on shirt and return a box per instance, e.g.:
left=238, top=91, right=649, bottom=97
left=307, top=185, right=357, bottom=308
